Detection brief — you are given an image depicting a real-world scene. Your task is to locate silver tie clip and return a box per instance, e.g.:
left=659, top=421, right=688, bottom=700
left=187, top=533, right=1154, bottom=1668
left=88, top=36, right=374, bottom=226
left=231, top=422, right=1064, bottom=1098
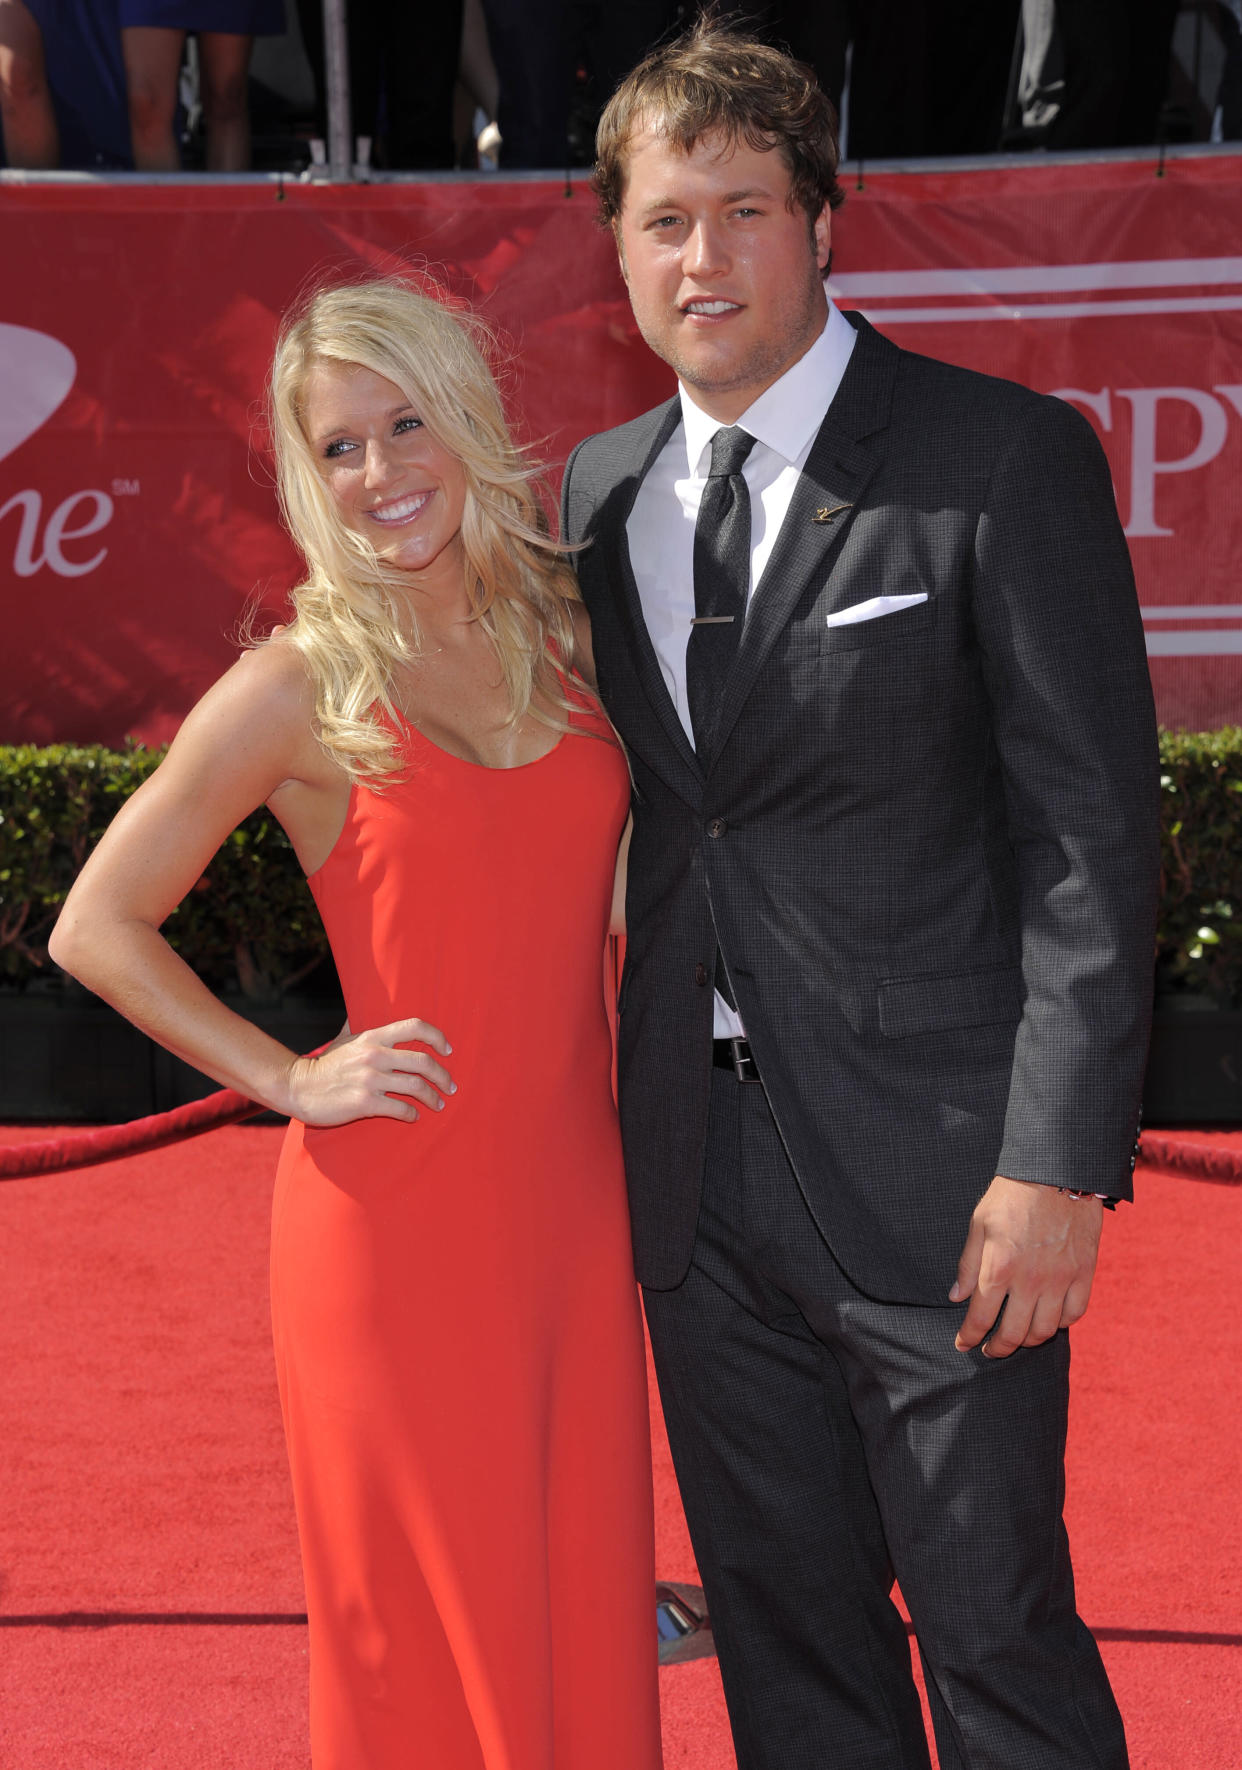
left=690, top=614, right=736, bottom=625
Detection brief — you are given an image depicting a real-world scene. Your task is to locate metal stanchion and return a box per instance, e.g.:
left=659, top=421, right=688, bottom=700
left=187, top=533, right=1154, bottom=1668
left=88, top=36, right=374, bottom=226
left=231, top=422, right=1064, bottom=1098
left=656, top=1582, right=715, bottom=1665
left=322, top=0, right=352, bottom=181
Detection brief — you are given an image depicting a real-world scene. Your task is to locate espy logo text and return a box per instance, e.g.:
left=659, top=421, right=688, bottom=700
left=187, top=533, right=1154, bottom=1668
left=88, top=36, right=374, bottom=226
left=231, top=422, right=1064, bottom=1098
left=0, top=323, right=115, bottom=578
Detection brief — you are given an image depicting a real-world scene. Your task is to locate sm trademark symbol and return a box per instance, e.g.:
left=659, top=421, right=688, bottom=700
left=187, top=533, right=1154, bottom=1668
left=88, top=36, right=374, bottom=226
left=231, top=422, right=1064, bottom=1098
left=111, top=478, right=140, bottom=496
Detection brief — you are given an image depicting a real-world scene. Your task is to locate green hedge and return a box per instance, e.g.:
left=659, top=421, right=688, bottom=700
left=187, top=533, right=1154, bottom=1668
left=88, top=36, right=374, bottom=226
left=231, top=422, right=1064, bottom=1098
left=1155, top=728, right=1242, bottom=1006
left=2, top=731, right=1241, bottom=1004
left=0, top=744, right=328, bottom=999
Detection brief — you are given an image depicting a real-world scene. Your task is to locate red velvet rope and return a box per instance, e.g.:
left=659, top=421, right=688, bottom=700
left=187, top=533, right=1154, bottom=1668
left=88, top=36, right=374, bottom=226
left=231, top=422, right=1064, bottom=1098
left=0, top=1042, right=333, bottom=1180
left=0, top=1087, right=265, bottom=1179
left=1136, top=1133, right=1242, bottom=1184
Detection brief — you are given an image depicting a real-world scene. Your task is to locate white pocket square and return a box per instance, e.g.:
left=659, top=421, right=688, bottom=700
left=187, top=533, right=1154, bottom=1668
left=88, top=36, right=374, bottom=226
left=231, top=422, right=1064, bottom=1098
left=825, top=593, right=929, bottom=628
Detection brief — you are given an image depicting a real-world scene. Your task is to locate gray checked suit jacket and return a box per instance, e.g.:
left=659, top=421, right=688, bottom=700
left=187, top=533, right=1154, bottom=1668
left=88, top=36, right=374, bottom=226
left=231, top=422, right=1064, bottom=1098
left=562, top=313, right=1161, bottom=1305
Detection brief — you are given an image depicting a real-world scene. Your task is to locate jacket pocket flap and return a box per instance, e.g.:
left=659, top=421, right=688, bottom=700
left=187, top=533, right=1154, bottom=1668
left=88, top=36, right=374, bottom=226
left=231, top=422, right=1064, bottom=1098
left=879, top=965, right=1025, bottom=1038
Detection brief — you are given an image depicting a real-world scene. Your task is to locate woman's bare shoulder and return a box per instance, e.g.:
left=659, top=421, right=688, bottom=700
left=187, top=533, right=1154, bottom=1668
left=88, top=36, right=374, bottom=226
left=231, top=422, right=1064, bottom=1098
left=196, top=632, right=315, bottom=729
left=162, top=632, right=325, bottom=787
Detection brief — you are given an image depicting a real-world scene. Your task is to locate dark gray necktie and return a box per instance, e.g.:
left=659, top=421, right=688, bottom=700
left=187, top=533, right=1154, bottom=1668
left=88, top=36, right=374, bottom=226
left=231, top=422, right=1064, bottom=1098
left=687, top=425, right=757, bottom=758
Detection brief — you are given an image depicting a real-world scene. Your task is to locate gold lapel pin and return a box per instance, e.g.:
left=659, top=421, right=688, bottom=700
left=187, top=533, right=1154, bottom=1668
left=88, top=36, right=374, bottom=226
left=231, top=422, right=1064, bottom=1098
left=813, top=503, right=853, bottom=525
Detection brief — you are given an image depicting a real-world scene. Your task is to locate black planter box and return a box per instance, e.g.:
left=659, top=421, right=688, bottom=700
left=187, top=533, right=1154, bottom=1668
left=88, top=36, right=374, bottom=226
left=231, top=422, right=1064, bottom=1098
left=0, top=990, right=345, bottom=1123
left=1142, top=1009, right=1242, bottom=1126
left=3, top=993, right=1241, bottom=1129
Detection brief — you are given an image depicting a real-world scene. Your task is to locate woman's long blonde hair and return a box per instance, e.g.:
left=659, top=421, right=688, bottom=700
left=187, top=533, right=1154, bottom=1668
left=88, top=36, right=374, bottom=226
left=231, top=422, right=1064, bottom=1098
left=268, top=277, right=590, bottom=783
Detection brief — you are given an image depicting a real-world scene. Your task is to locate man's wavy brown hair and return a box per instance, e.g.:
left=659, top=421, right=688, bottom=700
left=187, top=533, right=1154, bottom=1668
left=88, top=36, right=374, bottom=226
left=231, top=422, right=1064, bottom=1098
left=593, top=19, right=845, bottom=235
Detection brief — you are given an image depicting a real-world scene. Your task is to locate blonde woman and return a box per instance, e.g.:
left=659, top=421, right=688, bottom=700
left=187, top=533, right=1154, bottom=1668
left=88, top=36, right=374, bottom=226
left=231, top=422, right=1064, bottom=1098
left=51, top=280, right=662, bottom=1770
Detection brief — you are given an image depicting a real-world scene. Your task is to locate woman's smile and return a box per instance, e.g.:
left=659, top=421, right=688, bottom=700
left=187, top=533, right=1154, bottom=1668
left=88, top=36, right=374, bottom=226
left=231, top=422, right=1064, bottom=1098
left=366, top=489, right=433, bottom=527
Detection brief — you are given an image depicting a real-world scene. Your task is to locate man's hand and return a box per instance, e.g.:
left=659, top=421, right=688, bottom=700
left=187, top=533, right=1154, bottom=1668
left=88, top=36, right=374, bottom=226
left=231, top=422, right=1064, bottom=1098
left=951, top=1176, right=1104, bottom=1358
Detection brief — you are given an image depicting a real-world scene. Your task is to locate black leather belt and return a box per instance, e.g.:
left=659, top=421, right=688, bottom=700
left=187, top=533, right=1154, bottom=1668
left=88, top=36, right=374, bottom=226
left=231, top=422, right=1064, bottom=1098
left=712, top=1037, right=761, bottom=1082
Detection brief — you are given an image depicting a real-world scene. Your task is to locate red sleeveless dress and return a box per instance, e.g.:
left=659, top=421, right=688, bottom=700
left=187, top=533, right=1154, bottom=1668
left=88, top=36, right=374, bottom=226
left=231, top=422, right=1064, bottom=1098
left=270, top=706, right=662, bottom=1769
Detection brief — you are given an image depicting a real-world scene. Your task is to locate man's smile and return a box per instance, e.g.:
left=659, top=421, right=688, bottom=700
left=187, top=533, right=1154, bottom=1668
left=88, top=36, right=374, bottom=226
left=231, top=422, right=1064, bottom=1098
left=681, top=298, right=744, bottom=318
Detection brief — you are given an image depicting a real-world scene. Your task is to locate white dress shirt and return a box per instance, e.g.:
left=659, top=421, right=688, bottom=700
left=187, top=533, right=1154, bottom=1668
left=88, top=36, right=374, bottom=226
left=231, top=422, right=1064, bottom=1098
left=626, top=300, right=858, bottom=1036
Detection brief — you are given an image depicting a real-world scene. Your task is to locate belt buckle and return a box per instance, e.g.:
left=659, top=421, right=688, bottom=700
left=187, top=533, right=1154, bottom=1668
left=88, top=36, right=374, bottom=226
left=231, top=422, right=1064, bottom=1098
left=729, top=1036, right=758, bottom=1083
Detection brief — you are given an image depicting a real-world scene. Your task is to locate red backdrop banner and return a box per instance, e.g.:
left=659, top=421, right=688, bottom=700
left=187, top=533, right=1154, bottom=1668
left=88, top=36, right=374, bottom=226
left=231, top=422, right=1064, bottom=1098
left=2, top=153, right=1241, bottom=745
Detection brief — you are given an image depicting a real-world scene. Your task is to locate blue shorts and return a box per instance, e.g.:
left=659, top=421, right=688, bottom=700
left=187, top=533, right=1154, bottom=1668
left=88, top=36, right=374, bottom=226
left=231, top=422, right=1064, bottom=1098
left=118, top=0, right=286, bottom=32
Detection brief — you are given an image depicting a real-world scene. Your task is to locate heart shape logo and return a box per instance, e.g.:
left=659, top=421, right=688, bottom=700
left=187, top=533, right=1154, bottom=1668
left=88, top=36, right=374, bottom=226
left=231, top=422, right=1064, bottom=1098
left=0, top=324, right=77, bottom=466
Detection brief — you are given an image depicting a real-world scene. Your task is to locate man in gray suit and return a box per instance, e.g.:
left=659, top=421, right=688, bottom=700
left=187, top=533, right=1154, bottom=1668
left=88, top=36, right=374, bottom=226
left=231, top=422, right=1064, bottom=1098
left=562, top=21, right=1159, bottom=1770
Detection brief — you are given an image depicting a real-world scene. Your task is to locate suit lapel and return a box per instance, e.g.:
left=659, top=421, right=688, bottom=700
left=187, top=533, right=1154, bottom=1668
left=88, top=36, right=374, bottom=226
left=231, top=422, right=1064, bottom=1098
left=596, top=399, right=705, bottom=793
left=710, top=315, right=899, bottom=765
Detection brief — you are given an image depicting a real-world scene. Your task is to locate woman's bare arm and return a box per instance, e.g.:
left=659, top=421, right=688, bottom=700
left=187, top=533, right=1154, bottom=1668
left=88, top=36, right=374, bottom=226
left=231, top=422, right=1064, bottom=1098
left=49, top=644, right=454, bottom=1125
left=610, top=815, right=631, bottom=938
left=569, top=602, right=631, bottom=937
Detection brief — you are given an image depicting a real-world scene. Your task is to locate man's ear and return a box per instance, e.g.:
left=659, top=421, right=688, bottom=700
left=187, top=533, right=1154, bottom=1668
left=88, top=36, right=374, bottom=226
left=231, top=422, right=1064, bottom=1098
left=615, top=223, right=631, bottom=288
left=813, top=202, right=832, bottom=275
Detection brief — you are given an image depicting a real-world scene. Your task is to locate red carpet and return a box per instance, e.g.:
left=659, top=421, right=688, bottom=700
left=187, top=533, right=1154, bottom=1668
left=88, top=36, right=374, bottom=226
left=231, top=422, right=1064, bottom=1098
left=1, top=1125, right=1239, bottom=1769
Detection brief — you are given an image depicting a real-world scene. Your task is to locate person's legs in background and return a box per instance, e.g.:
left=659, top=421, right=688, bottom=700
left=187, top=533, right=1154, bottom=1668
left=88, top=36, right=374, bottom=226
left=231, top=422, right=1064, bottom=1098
left=748, top=0, right=851, bottom=119
left=481, top=0, right=572, bottom=167
left=198, top=30, right=253, bottom=170
left=923, top=0, right=1021, bottom=154
left=121, top=23, right=183, bottom=168
left=1037, top=0, right=1174, bottom=149
left=844, top=0, right=1020, bottom=158
left=1115, top=0, right=1178, bottom=144
left=585, top=0, right=680, bottom=114
left=839, top=0, right=930, bottom=157
left=1221, top=1, right=1242, bottom=139
left=294, top=0, right=381, bottom=165
left=384, top=0, right=462, bottom=169
left=0, top=0, right=58, bottom=166
left=454, top=0, right=499, bottom=168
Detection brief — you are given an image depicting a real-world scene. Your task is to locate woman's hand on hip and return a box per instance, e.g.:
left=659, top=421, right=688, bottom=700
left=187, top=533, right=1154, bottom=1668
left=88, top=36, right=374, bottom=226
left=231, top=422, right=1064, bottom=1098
left=284, top=1017, right=456, bottom=1126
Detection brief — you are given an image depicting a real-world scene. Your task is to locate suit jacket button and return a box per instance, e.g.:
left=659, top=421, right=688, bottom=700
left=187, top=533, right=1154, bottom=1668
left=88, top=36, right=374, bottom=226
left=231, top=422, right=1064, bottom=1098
left=695, top=962, right=708, bottom=987
left=707, top=818, right=727, bottom=838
